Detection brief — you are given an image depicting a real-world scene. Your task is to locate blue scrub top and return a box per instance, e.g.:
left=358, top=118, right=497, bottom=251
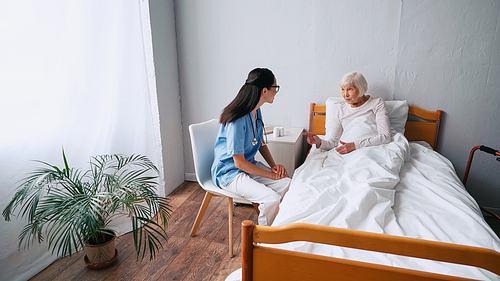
left=211, top=109, right=264, bottom=187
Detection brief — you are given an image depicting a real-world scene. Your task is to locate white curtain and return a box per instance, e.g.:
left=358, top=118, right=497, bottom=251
left=0, top=1, right=163, bottom=280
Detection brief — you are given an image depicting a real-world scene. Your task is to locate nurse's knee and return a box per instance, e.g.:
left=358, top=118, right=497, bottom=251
left=261, top=190, right=281, bottom=203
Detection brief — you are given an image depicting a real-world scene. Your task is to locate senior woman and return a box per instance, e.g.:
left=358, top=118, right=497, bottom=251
left=303, top=72, right=391, bottom=154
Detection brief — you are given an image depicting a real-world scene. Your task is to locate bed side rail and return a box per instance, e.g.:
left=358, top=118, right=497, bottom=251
left=241, top=220, right=500, bottom=281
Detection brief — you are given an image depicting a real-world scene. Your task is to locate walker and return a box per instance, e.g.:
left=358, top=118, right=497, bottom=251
left=462, top=145, right=500, bottom=221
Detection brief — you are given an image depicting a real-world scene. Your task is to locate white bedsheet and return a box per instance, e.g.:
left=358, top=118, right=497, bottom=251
left=226, top=136, right=500, bottom=280
left=273, top=131, right=409, bottom=233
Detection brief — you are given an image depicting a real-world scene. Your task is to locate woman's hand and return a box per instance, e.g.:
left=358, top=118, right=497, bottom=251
left=303, top=132, right=322, bottom=147
left=233, top=154, right=288, bottom=180
left=336, top=141, right=355, bottom=154
left=272, top=164, right=289, bottom=179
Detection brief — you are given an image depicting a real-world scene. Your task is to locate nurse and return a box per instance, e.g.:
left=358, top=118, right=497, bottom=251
left=211, top=68, right=290, bottom=226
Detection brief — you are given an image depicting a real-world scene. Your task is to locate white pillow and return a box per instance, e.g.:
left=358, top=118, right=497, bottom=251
left=385, top=100, right=408, bottom=134
left=325, top=97, right=408, bottom=137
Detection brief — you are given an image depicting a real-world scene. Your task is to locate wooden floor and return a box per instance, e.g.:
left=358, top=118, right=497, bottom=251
left=30, top=181, right=257, bottom=281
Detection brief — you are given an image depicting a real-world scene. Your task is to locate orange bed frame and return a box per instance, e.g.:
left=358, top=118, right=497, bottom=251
left=240, top=104, right=500, bottom=280
left=241, top=220, right=500, bottom=280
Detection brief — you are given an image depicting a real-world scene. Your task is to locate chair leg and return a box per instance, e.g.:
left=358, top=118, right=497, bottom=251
left=252, top=203, right=260, bottom=215
left=190, top=192, right=214, bottom=237
left=228, top=197, right=234, bottom=257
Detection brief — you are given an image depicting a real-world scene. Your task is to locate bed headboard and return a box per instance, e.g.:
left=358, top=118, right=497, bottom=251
left=308, top=103, right=443, bottom=150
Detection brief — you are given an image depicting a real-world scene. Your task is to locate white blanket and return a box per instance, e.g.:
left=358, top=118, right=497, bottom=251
left=226, top=120, right=500, bottom=280
left=274, top=132, right=408, bottom=234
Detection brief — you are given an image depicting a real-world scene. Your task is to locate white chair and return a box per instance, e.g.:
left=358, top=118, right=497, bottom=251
left=189, top=119, right=254, bottom=257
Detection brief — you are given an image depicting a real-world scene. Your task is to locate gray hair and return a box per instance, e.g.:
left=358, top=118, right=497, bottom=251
left=340, top=72, right=368, bottom=97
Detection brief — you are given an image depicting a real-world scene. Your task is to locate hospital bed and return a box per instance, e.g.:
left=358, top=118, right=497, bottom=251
left=234, top=98, right=500, bottom=280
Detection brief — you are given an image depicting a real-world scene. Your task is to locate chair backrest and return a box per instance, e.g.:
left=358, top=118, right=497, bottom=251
left=189, top=119, right=220, bottom=185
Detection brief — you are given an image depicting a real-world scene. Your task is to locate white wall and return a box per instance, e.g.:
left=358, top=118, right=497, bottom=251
left=394, top=0, right=500, bottom=211
left=173, top=0, right=500, bottom=212
left=149, top=0, right=185, bottom=195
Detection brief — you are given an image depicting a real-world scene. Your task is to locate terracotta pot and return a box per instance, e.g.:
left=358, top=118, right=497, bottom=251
left=83, top=233, right=118, bottom=268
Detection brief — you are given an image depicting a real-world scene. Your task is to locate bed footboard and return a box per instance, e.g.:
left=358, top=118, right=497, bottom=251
left=241, top=220, right=500, bottom=281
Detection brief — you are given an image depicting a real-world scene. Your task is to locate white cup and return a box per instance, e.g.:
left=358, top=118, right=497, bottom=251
left=273, top=127, right=281, bottom=137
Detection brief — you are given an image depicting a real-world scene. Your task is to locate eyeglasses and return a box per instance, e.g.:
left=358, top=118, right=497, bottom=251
left=270, top=85, right=280, bottom=93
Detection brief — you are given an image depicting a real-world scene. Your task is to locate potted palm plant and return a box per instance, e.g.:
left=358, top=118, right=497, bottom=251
left=2, top=150, right=171, bottom=268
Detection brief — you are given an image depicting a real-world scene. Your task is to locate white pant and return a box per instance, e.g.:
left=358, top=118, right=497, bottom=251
left=222, top=162, right=290, bottom=226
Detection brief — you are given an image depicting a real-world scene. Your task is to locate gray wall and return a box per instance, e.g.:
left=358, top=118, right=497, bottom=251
left=394, top=1, right=500, bottom=212
left=153, top=0, right=499, bottom=211
left=149, top=0, right=185, bottom=195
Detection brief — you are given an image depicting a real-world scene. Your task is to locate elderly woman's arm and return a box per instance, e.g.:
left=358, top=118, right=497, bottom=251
left=318, top=120, right=342, bottom=150
left=303, top=110, right=343, bottom=151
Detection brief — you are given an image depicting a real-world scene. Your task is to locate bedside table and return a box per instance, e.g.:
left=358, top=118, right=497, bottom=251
left=255, top=127, right=307, bottom=177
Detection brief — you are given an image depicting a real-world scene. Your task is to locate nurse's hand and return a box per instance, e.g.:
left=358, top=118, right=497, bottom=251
left=303, top=132, right=321, bottom=147
left=272, top=164, right=288, bottom=179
